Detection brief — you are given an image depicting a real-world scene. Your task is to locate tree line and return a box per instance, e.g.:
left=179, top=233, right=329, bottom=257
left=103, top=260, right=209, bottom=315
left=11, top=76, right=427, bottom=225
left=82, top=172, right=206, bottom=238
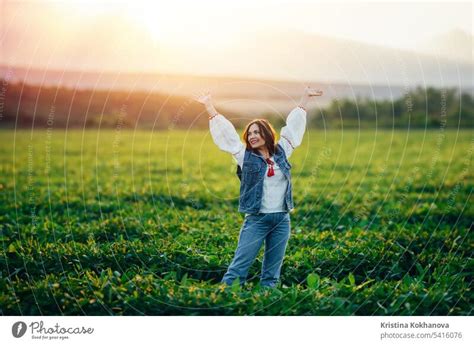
left=0, top=81, right=472, bottom=129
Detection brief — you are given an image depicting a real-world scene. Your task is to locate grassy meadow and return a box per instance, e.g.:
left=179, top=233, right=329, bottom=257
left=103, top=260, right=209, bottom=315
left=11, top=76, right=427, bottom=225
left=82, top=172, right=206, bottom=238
left=0, top=128, right=472, bottom=315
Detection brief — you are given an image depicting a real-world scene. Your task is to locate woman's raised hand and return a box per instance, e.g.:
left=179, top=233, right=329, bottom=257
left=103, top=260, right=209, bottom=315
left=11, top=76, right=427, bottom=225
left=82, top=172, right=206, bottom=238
left=305, top=86, right=323, bottom=97
left=194, top=90, right=212, bottom=105
left=299, top=86, right=323, bottom=109
left=194, top=90, right=219, bottom=118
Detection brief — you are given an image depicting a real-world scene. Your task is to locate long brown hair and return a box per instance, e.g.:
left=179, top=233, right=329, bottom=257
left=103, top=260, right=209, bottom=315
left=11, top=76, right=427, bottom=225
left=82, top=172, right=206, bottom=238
left=242, top=119, right=278, bottom=156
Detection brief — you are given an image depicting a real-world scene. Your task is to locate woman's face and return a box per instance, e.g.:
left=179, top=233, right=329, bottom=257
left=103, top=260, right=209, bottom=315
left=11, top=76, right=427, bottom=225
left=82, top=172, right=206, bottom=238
left=247, top=123, right=266, bottom=149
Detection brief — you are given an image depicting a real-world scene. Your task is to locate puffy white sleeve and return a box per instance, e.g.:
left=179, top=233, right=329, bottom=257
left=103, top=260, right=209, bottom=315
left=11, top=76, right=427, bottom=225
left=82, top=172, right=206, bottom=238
left=278, top=106, right=307, bottom=159
left=209, top=113, right=245, bottom=167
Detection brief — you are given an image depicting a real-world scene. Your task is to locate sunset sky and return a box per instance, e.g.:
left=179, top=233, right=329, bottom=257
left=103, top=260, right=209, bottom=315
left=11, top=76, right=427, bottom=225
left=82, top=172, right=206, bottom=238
left=0, top=0, right=472, bottom=84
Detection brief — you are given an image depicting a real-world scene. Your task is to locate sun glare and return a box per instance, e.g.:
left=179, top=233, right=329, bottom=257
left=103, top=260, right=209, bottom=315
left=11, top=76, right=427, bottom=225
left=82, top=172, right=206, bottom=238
left=124, top=0, right=236, bottom=46
left=127, top=2, right=178, bottom=43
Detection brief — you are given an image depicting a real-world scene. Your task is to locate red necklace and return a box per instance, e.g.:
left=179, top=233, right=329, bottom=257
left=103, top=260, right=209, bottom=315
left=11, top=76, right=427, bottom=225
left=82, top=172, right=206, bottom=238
left=265, top=158, right=275, bottom=177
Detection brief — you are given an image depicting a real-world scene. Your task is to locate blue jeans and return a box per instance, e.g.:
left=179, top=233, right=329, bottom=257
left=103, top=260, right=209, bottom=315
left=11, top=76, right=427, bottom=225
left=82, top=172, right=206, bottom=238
left=221, top=212, right=291, bottom=288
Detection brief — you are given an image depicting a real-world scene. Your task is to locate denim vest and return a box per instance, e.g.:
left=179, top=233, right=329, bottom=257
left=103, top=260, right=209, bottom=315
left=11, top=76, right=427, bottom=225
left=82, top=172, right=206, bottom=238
left=236, top=143, right=294, bottom=213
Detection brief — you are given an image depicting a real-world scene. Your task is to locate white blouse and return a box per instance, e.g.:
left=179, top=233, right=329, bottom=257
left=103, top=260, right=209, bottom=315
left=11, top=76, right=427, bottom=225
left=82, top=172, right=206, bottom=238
left=209, top=106, right=307, bottom=213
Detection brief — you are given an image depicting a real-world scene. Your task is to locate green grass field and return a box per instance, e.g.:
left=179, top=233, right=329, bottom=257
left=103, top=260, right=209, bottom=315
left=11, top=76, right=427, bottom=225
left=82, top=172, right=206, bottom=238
left=1, top=129, right=472, bottom=315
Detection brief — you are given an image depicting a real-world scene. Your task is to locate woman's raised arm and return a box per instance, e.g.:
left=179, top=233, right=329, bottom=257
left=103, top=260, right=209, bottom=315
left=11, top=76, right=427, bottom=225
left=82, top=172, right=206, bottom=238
left=278, top=86, right=323, bottom=159
left=195, top=91, right=245, bottom=167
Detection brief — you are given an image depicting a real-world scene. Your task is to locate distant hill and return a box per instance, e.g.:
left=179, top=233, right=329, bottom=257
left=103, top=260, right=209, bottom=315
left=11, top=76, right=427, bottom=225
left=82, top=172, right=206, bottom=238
left=418, top=29, right=473, bottom=64
left=1, top=65, right=473, bottom=118
left=1, top=75, right=472, bottom=130
left=2, top=27, right=472, bottom=91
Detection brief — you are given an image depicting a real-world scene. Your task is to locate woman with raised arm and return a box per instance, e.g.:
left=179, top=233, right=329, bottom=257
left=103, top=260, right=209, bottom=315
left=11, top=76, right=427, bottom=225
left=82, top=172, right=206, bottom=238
left=196, top=86, right=323, bottom=288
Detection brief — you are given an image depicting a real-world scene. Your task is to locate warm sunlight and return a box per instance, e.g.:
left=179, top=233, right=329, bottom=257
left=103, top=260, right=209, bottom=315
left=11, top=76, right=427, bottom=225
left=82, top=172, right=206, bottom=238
left=126, top=0, right=246, bottom=47
left=127, top=1, right=189, bottom=44
left=61, top=0, right=241, bottom=46
left=1, top=0, right=472, bottom=84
